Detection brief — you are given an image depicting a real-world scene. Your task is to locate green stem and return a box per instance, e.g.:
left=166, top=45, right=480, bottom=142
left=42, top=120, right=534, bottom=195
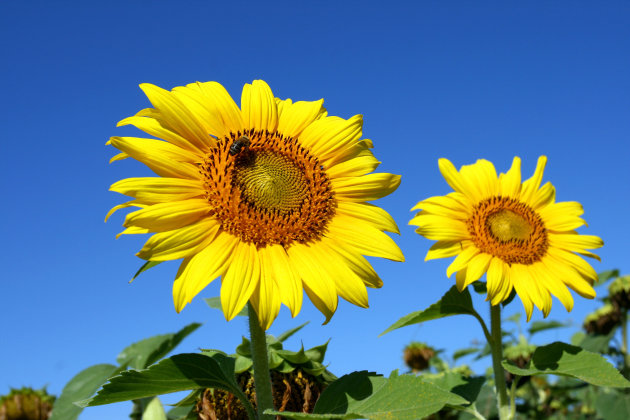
left=248, top=302, right=275, bottom=420
left=508, top=375, right=519, bottom=420
left=622, top=312, right=629, bottom=378
left=489, top=303, right=509, bottom=420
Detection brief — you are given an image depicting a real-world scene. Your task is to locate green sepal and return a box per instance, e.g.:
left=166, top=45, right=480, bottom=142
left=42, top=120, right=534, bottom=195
left=234, top=355, right=253, bottom=373
left=276, top=346, right=310, bottom=364
left=501, top=341, right=630, bottom=388
left=130, top=261, right=163, bottom=283
left=277, top=321, right=309, bottom=342
left=204, top=297, right=248, bottom=317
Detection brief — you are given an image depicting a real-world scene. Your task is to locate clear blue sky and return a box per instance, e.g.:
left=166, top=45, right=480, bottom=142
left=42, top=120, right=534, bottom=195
left=1, top=1, right=628, bottom=419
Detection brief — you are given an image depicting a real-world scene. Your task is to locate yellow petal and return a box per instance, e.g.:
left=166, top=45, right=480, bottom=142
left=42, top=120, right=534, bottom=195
left=463, top=252, right=493, bottom=287
left=189, top=81, right=244, bottom=133
left=425, top=240, right=464, bottom=261
left=109, top=137, right=200, bottom=179
left=326, top=154, right=380, bottom=179
left=336, top=201, right=399, bottom=234
left=327, top=216, right=404, bottom=261
left=139, top=83, right=213, bottom=151
left=110, top=177, right=204, bottom=203
left=446, top=245, right=479, bottom=278
left=288, top=243, right=338, bottom=323
left=299, top=115, right=363, bottom=161
left=137, top=218, right=219, bottom=261
left=331, top=173, right=400, bottom=202
left=116, top=226, right=149, bottom=239
left=250, top=252, right=282, bottom=330
left=510, top=265, right=535, bottom=321
left=459, top=159, right=498, bottom=200
left=117, top=115, right=204, bottom=154
left=220, top=242, right=260, bottom=321
left=547, top=248, right=598, bottom=284
left=105, top=200, right=146, bottom=222
left=520, top=155, right=547, bottom=204
left=241, top=80, right=278, bottom=132
left=172, top=231, right=238, bottom=312
left=258, top=245, right=303, bottom=317
left=321, top=236, right=383, bottom=288
left=533, top=260, right=574, bottom=312
left=410, top=194, right=470, bottom=219
left=438, top=158, right=478, bottom=201
left=538, top=202, right=586, bottom=231
left=549, top=233, right=603, bottom=254
left=498, top=157, right=522, bottom=198
left=277, top=99, right=325, bottom=137
left=124, top=199, right=211, bottom=232
left=530, top=182, right=556, bottom=210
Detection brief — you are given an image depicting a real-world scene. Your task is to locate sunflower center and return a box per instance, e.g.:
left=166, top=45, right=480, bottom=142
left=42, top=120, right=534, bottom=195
left=467, top=196, right=548, bottom=265
left=487, top=210, right=533, bottom=242
left=233, top=150, right=308, bottom=215
left=201, top=129, right=336, bottom=248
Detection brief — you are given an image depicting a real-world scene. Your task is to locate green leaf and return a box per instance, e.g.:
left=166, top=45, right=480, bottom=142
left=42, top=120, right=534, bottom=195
left=117, top=323, right=201, bottom=370
left=460, top=384, right=497, bottom=419
left=204, top=297, right=248, bottom=317
left=78, top=353, right=246, bottom=407
left=49, top=364, right=121, bottom=420
left=380, top=286, right=477, bottom=336
left=527, top=320, right=567, bottom=335
left=234, top=355, right=253, bottom=373
left=594, top=269, right=620, bottom=287
left=423, top=372, right=485, bottom=405
left=578, top=328, right=618, bottom=353
left=277, top=321, right=309, bottom=342
left=266, top=371, right=468, bottom=419
left=501, top=290, right=517, bottom=307
left=142, top=397, right=167, bottom=420
left=277, top=346, right=310, bottom=364
left=235, top=336, right=252, bottom=357
left=452, top=348, right=479, bottom=361
left=130, top=261, right=163, bottom=283
left=501, top=341, right=630, bottom=388
left=595, top=389, right=630, bottom=420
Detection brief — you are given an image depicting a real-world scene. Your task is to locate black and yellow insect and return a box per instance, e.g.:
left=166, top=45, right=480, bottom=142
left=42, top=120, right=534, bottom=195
left=229, top=135, right=251, bottom=156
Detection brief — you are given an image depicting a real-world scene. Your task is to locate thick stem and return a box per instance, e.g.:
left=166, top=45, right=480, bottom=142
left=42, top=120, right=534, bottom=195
left=248, top=302, right=275, bottom=420
left=622, top=312, right=629, bottom=378
left=489, top=303, right=509, bottom=420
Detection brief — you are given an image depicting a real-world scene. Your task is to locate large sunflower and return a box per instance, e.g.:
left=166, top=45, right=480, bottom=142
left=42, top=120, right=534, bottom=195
left=410, top=156, right=602, bottom=320
left=107, top=80, right=403, bottom=329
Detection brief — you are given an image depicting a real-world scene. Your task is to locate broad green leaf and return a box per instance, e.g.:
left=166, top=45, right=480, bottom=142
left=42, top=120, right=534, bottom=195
left=501, top=341, right=630, bottom=388
left=267, top=371, right=468, bottom=419
left=142, top=397, right=167, bottom=420
left=380, top=286, right=478, bottom=336
left=49, top=364, right=121, bottom=420
left=595, top=390, right=630, bottom=420
left=594, top=269, right=620, bottom=287
left=577, top=328, right=617, bottom=353
left=423, top=372, right=485, bottom=405
left=117, top=323, right=201, bottom=370
left=453, top=348, right=479, bottom=361
left=78, top=353, right=246, bottom=407
left=204, top=297, right=248, bottom=317
left=277, top=321, right=309, bottom=342
left=459, top=384, right=497, bottom=420
left=130, top=261, right=163, bottom=283
left=527, top=320, right=567, bottom=335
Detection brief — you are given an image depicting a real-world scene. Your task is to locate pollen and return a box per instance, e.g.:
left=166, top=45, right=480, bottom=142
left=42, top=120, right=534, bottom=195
left=467, top=196, right=548, bottom=265
left=200, top=129, right=336, bottom=247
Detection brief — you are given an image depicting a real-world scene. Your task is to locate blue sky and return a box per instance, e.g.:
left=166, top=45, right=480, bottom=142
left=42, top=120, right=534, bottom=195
left=1, top=1, right=628, bottom=418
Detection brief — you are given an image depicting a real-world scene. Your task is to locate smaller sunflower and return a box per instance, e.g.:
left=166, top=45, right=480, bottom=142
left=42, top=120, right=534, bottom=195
left=410, top=156, right=603, bottom=320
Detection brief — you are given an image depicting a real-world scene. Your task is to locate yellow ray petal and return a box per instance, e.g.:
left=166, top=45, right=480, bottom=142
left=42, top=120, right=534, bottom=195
left=547, top=248, right=598, bottom=284
left=463, top=252, right=493, bottom=288
left=123, top=199, right=211, bottom=232
left=425, top=240, right=464, bottom=261
left=438, top=158, right=480, bottom=201
left=277, top=99, right=325, bottom=137
left=510, top=265, right=535, bottom=321
left=549, top=233, right=603, bottom=255
left=520, top=155, right=547, bottom=204
left=530, top=182, right=556, bottom=210
left=250, top=252, right=282, bottom=330
left=410, top=194, right=470, bottom=219
left=116, top=226, right=150, bottom=239
left=288, top=243, right=338, bottom=323
left=241, top=80, right=278, bottom=132
left=190, top=81, right=244, bottom=133
left=459, top=159, right=498, bottom=200
left=109, top=137, right=200, bottom=179
left=327, top=216, right=404, bottom=261
left=139, top=83, right=213, bottom=150
left=110, top=177, right=204, bottom=202
left=105, top=200, right=146, bottom=222
left=117, top=115, right=204, bottom=155
left=321, top=236, right=383, bottom=288
left=336, top=202, right=399, bottom=234
left=137, top=218, right=219, bottom=261
left=486, top=257, right=506, bottom=303
left=220, top=242, right=260, bottom=321
left=498, top=157, right=522, bottom=198
left=326, top=154, right=380, bottom=179
left=173, top=231, right=238, bottom=312
left=259, top=244, right=303, bottom=317
left=446, top=245, right=479, bottom=278
left=533, top=260, right=574, bottom=312
left=299, top=115, right=363, bottom=160
left=538, top=201, right=586, bottom=231
left=331, top=173, right=400, bottom=202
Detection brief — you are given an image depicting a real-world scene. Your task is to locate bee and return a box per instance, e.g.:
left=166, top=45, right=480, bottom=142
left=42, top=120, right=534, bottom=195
left=229, top=135, right=251, bottom=156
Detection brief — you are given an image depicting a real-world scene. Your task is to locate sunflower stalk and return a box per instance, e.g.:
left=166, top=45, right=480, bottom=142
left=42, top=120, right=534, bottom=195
left=247, top=302, right=275, bottom=420
left=489, top=303, right=510, bottom=420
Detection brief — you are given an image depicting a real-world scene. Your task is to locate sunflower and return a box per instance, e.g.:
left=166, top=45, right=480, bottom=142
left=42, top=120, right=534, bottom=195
left=410, top=156, right=602, bottom=320
left=107, top=80, right=403, bottom=329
